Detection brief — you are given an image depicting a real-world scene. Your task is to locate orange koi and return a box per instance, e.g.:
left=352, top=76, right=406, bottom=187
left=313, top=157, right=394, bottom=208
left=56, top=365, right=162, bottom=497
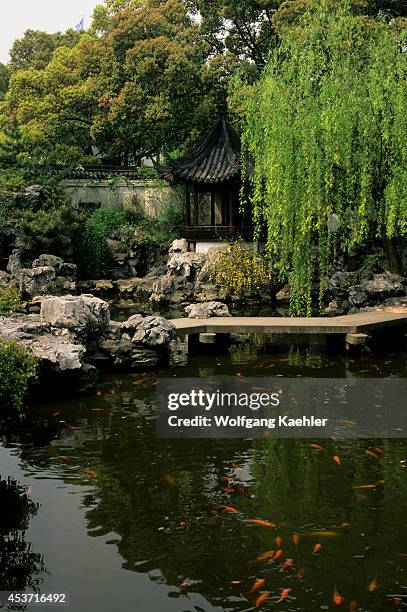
left=312, top=543, right=322, bottom=554
left=245, top=519, right=277, bottom=528
left=218, top=505, right=239, bottom=513
left=275, top=536, right=282, bottom=547
left=352, top=484, right=376, bottom=490
left=333, top=586, right=343, bottom=605
left=255, top=591, right=271, bottom=608
left=248, top=578, right=266, bottom=595
left=365, top=450, right=379, bottom=459
left=293, top=533, right=300, bottom=546
left=368, top=577, right=378, bottom=592
left=310, top=444, right=327, bottom=451
left=273, top=549, right=283, bottom=561
left=333, top=455, right=341, bottom=465
left=277, top=588, right=290, bottom=603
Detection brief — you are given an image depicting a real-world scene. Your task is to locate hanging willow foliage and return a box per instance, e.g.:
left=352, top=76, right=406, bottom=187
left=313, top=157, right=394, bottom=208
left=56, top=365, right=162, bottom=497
left=240, top=1, right=407, bottom=315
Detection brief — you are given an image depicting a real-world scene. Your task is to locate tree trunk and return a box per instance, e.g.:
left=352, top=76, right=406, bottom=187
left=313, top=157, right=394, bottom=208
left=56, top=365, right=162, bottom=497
left=383, top=237, right=400, bottom=275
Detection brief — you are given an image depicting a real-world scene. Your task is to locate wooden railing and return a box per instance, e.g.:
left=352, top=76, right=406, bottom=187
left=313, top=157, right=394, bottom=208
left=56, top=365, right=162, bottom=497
left=181, top=225, right=254, bottom=240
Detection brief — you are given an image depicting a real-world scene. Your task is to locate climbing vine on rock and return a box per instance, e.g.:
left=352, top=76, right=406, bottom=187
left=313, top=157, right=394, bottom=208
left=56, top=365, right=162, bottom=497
left=240, top=1, right=407, bottom=315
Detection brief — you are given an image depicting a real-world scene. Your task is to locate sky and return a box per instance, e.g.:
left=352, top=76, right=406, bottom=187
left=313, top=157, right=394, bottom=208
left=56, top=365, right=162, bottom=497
left=0, top=0, right=101, bottom=63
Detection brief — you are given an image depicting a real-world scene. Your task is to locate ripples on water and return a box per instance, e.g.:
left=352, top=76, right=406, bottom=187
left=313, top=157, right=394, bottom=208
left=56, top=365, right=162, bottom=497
left=0, top=335, right=406, bottom=611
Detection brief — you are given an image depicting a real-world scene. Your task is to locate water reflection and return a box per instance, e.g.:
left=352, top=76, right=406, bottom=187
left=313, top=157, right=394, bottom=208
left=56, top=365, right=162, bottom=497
left=0, top=336, right=406, bottom=611
left=0, top=477, right=45, bottom=595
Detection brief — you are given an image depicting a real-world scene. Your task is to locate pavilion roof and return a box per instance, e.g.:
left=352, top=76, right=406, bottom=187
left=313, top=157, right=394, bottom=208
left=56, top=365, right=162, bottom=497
left=160, top=116, right=240, bottom=185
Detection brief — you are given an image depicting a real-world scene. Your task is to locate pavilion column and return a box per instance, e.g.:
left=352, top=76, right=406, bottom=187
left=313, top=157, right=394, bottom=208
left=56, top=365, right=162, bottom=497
left=210, top=192, right=215, bottom=226
left=186, top=185, right=191, bottom=225
left=193, top=185, right=199, bottom=226
left=228, top=193, right=234, bottom=227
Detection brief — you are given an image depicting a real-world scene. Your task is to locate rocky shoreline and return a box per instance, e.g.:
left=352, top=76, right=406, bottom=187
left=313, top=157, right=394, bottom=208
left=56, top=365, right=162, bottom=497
left=0, top=295, right=175, bottom=392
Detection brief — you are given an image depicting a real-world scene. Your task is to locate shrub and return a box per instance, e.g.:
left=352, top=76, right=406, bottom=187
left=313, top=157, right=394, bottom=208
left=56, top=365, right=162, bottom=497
left=0, top=283, right=23, bottom=316
left=19, top=204, right=84, bottom=259
left=0, top=339, right=38, bottom=412
left=211, top=241, right=274, bottom=293
left=77, top=207, right=129, bottom=278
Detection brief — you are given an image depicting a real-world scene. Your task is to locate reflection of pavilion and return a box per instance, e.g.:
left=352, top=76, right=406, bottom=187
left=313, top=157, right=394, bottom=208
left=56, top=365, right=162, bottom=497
left=160, top=116, right=253, bottom=253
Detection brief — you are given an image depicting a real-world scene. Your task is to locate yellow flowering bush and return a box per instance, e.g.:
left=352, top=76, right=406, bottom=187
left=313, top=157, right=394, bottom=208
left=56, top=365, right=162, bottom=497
left=210, top=241, right=274, bottom=294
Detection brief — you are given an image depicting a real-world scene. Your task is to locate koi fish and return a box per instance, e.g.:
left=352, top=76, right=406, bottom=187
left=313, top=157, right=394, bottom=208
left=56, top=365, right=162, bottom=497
left=217, top=505, right=239, bottom=513
left=248, top=578, right=267, bottom=595
left=293, top=533, right=300, bottom=546
left=312, top=543, right=322, bottom=554
left=277, top=588, right=290, bottom=603
left=368, top=577, right=377, bottom=592
left=365, top=450, right=379, bottom=459
left=333, top=586, right=343, bottom=605
left=255, top=591, right=271, bottom=608
left=310, top=444, right=327, bottom=451
left=273, top=549, right=283, bottom=561
left=281, top=558, right=294, bottom=570
left=275, top=536, right=282, bottom=547
left=333, top=455, right=341, bottom=465
left=245, top=519, right=277, bottom=528
left=352, top=484, right=376, bottom=490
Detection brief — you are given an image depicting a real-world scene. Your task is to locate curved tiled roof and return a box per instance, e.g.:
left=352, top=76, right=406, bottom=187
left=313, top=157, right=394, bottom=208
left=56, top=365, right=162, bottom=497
left=160, top=116, right=240, bottom=185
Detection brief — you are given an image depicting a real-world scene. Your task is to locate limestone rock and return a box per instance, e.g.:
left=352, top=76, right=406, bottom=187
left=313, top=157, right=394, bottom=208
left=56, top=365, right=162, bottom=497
left=32, top=254, right=64, bottom=273
left=169, top=238, right=189, bottom=254
left=40, top=295, right=110, bottom=338
left=131, top=316, right=175, bottom=346
left=361, top=272, right=405, bottom=298
left=185, top=301, right=231, bottom=319
left=0, top=314, right=50, bottom=341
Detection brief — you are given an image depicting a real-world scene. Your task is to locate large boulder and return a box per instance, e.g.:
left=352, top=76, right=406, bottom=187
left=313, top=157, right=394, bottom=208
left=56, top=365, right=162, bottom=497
left=169, top=238, right=189, bottom=254
left=40, top=295, right=110, bottom=338
left=361, top=272, right=405, bottom=298
left=132, top=316, right=175, bottom=347
left=167, top=251, right=207, bottom=278
left=185, top=301, right=231, bottom=319
left=0, top=314, right=50, bottom=341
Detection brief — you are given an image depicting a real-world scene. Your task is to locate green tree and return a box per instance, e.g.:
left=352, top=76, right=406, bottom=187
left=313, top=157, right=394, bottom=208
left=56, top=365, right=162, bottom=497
left=0, top=63, right=10, bottom=99
left=240, top=1, right=407, bottom=315
left=90, top=0, right=216, bottom=161
left=8, top=28, right=82, bottom=72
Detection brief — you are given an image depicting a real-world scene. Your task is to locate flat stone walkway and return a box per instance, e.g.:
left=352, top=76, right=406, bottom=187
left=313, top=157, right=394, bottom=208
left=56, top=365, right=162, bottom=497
left=170, top=312, right=407, bottom=335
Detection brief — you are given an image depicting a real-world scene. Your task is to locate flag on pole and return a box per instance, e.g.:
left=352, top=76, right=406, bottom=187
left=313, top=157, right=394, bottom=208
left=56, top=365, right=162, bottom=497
left=75, top=17, right=85, bottom=32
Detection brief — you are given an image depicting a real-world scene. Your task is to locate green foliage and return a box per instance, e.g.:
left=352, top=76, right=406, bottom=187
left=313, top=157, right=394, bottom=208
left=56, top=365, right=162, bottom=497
left=19, top=204, right=84, bottom=259
left=0, top=63, right=10, bottom=99
left=240, top=1, right=407, bottom=315
left=78, top=192, right=184, bottom=279
left=0, top=339, right=38, bottom=413
left=210, top=241, right=274, bottom=293
left=8, top=29, right=82, bottom=72
left=0, top=284, right=23, bottom=317
left=78, top=207, right=130, bottom=278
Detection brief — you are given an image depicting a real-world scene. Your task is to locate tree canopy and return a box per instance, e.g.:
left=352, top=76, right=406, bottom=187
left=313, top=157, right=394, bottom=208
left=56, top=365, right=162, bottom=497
left=240, top=0, right=407, bottom=314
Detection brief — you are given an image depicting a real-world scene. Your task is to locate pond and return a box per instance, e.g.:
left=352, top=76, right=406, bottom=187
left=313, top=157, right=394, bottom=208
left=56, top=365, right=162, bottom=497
left=0, top=336, right=406, bottom=611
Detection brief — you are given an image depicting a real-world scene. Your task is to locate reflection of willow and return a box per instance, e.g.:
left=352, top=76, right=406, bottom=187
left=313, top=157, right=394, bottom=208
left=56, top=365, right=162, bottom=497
left=0, top=477, right=45, bottom=593
left=16, top=382, right=407, bottom=611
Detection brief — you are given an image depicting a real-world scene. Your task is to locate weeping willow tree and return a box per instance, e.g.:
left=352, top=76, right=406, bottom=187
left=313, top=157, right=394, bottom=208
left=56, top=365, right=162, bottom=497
left=240, top=1, right=407, bottom=315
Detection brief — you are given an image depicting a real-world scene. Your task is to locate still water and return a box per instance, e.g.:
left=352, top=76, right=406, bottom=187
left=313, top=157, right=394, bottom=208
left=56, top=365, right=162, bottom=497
left=0, top=336, right=406, bottom=611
